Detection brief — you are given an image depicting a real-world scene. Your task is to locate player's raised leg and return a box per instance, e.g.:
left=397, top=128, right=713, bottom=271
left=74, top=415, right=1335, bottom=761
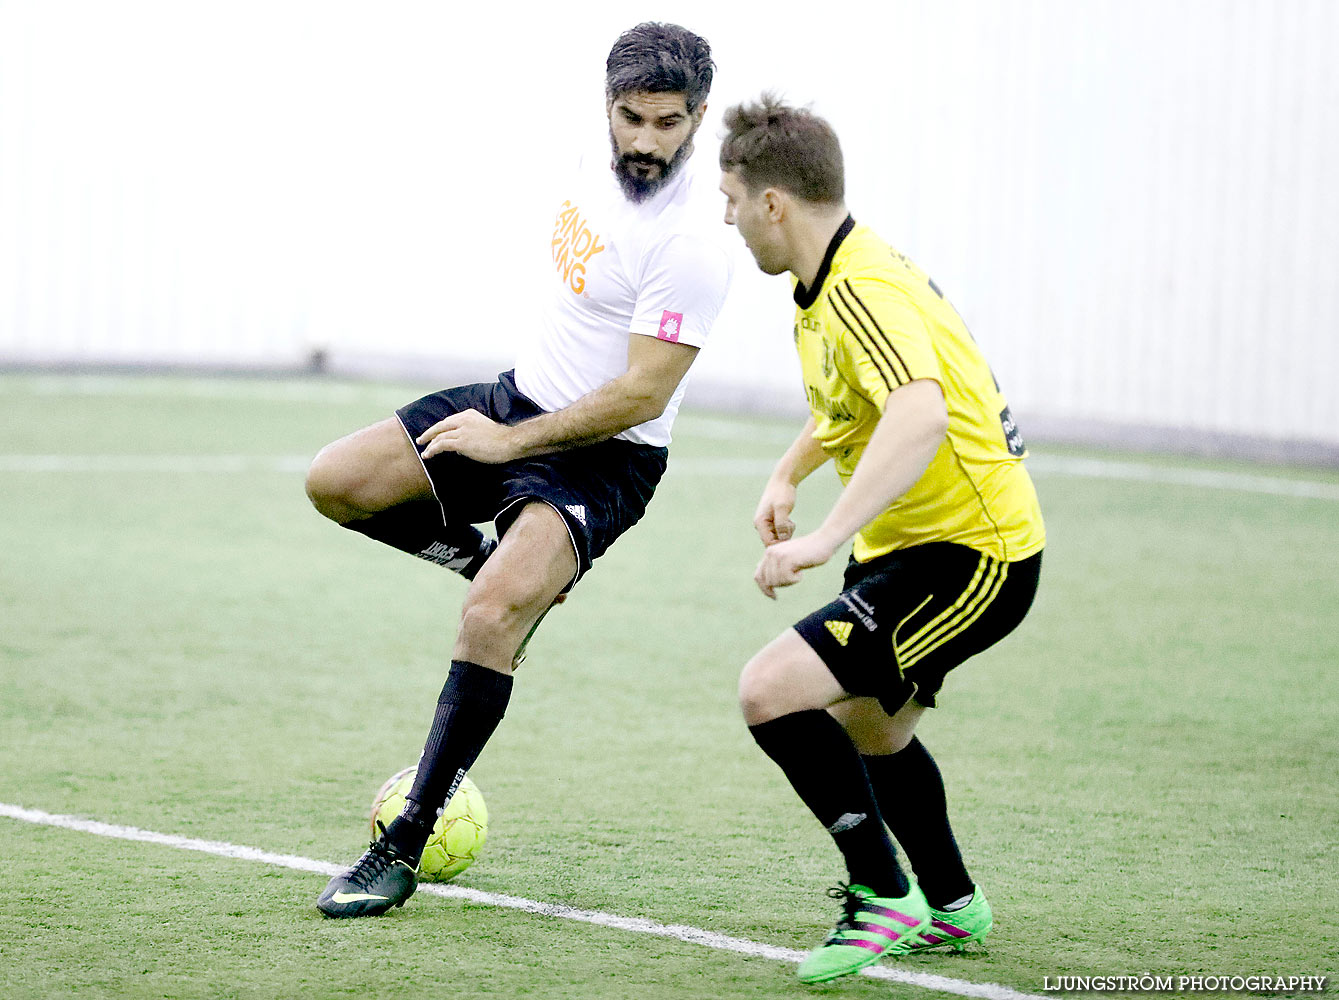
left=317, top=502, right=576, bottom=918
left=739, top=631, right=930, bottom=982
left=305, top=417, right=495, bottom=579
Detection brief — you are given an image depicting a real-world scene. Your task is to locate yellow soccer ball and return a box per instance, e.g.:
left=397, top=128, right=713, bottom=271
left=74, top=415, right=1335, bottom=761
left=370, top=765, right=488, bottom=882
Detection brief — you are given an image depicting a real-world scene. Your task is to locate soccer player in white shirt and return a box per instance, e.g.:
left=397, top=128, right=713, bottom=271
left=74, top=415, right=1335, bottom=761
left=308, top=22, right=733, bottom=918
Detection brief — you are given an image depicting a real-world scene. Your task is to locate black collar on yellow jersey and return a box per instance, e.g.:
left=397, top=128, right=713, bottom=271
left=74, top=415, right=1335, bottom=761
left=793, top=214, right=855, bottom=309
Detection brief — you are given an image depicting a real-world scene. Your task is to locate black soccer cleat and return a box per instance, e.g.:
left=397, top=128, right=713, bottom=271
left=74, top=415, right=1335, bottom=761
left=317, top=822, right=419, bottom=918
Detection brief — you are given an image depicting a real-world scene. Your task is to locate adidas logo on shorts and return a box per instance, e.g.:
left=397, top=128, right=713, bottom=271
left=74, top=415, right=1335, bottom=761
left=564, top=504, right=587, bottom=526
left=824, top=620, right=853, bottom=646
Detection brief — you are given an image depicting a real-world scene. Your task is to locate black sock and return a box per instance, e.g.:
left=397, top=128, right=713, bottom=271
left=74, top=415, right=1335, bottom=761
left=347, top=499, right=493, bottom=578
left=749, top=710, right=909, bottom=897
left=862, top=737, right=973, bottom=909
left=383, top=660, right=513, bottom=863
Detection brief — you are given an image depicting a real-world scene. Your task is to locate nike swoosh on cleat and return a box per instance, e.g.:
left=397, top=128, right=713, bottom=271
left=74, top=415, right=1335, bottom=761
left=330, top=891, right=390, bottom=903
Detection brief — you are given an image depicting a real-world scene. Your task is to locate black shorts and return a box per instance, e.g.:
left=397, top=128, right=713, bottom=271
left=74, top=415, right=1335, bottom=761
left=395, top=370, right=668, bottom=588
left=793, top=542, right=1042, bottom=712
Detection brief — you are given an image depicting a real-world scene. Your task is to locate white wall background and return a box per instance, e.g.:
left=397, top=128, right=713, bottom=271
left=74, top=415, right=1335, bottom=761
left=2, top=1, right=1336, bottom=448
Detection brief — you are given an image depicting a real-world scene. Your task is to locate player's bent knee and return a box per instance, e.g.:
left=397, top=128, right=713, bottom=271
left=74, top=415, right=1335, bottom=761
left=304, top=448, right=354, bottom=522
left=836, top=716, right=908, bottom=756
left=737, top=653, right=787, bottom=726
left=831, top=697, right=923, bottom=754
left=457, top=589, right=547, bottom=645
left=739, top=631, right=849, bottom=726
left=305, top=420, right=431, bottom=522
left=305, top=444, right=381, bottom=525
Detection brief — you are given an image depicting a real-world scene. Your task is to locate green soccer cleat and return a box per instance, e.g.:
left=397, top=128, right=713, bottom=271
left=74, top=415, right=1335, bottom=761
left=904, top=885, right=993, bottom=951
left=316, top=822, right=418, bottom=918
left=796, top=882, right=932, bottom=983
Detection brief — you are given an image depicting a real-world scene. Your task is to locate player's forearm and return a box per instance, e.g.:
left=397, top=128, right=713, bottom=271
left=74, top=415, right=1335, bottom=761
left=813, top=380, right=948, bottom=550
left=509, top=372, right=668, bottom=457
left=770, top=417, right=829, bottom=487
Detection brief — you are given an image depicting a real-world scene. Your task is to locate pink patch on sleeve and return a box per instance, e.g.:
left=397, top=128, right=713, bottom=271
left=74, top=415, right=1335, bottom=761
left=657, top=310, right=683, bottom=343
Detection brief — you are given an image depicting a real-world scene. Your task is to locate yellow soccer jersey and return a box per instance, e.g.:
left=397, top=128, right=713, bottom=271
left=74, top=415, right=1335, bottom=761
left=793, top=217, right=1045, bottom=563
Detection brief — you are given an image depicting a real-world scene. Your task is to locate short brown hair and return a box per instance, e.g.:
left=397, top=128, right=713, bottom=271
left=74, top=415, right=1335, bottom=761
left=719, top=94, right=844, bottom=203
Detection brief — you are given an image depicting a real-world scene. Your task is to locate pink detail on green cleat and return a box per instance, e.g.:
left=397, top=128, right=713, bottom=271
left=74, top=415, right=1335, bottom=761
left=923, top=918, right=974, bottom=941
left=849, top=920, right=903, bottom=943
left=903, top=885, right=993, bottom=952
left=796, top=883, right=932, bottom=984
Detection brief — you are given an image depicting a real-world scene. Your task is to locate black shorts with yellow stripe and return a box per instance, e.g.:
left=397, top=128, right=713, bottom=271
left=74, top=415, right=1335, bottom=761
left=793, top=542, right=1042, bottom=712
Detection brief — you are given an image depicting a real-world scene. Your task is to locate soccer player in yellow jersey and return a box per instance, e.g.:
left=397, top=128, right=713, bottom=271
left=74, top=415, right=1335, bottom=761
left=719, top=96, right=1045, bottom=984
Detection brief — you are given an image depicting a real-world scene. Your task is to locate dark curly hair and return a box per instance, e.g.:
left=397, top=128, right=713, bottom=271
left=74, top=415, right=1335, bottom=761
left=719, top=93, right=845, bottom=203
left=606, top=22, right=714, bottom=113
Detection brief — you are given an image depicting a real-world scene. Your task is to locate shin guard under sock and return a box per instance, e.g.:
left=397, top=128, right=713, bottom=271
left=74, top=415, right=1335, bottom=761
left=862, top=737, right=973, bottom=908
left=385, top=660, right=512, bottom=862
left=749, top=710, right=909, bottom=897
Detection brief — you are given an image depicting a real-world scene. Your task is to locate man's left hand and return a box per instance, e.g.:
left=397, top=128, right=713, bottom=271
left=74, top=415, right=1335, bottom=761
left=418, top=409, right=521, bottom=464
left=754, top=531, right=838, bottom=600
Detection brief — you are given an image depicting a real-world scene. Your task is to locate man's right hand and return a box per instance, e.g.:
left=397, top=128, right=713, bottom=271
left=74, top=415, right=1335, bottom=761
left=753, top=479, right=798, bottom=547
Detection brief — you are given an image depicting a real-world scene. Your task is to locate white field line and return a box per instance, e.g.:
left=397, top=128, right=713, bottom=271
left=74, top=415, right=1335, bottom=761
left=11, top=375, right=416, bottom=405
left=0, top=454, right=312, bottom=474
left=2, top=451, right=1337, bottom=502
left=1023, top=455, right=1339, bottom=501
left=0, top=802, right=1045, bottom=1000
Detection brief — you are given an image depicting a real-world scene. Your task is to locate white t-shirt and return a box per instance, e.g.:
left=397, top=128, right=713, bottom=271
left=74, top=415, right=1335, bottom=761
left=513, top=144, right=734, bottom=447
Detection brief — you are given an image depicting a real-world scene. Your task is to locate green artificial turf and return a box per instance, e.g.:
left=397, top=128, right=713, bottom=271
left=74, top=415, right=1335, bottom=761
left=1, top=374, right=1335, bottom=999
